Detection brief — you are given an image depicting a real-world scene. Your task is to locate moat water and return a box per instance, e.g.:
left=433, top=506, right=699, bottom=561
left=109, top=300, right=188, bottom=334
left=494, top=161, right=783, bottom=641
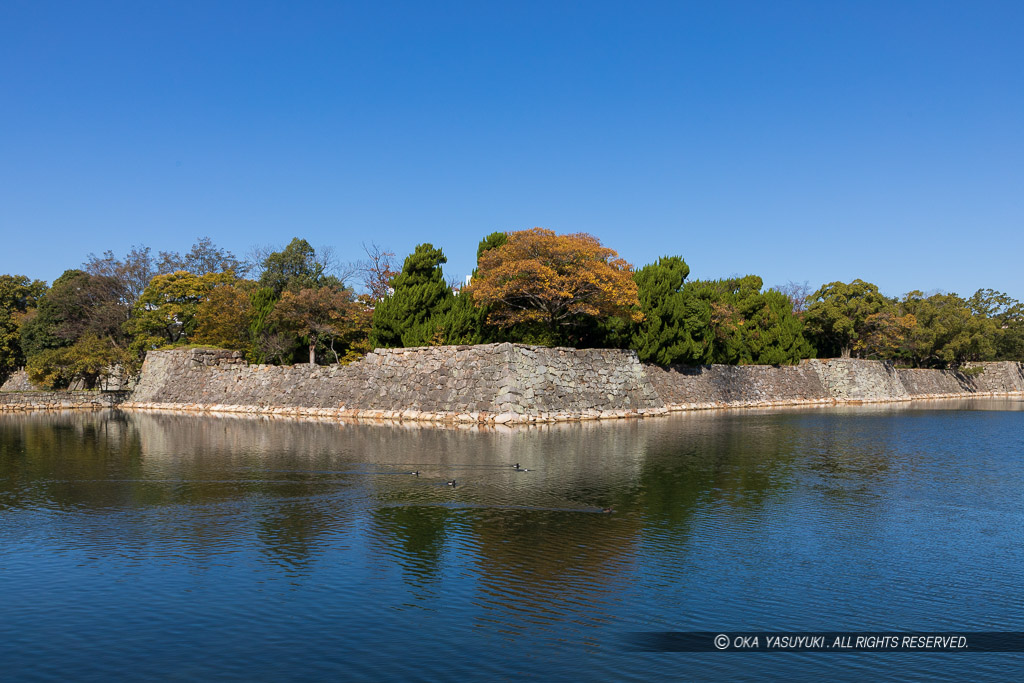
left=2, top=401, right=1023, bottom=681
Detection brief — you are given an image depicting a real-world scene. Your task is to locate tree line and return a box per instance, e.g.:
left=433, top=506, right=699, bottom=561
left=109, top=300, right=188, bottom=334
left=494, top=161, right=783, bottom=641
left=1, top=230, right=1021, bottom=389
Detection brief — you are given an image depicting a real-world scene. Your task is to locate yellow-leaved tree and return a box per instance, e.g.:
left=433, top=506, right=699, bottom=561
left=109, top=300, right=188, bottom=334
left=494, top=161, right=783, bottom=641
left=470, top=228, right=642, bottom=344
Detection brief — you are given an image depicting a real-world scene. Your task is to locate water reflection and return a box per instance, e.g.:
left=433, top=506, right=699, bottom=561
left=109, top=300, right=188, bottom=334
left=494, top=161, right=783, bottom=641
left=2, top=402, right=1023, bottom=680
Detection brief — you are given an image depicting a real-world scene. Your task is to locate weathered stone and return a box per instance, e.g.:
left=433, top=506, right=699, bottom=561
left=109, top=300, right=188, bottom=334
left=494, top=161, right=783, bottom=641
left=6, top=344, right=1024, bottom=423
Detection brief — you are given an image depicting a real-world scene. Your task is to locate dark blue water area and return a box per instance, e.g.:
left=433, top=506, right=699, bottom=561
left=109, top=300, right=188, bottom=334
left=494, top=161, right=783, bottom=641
left=1, top=400, right=1023, bottom=681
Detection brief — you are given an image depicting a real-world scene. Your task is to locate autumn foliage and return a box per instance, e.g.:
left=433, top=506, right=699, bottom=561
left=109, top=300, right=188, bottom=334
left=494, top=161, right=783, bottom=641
left=6, top=232, right=1024, bottom=388
left=470, top=228, right=642, bottom=334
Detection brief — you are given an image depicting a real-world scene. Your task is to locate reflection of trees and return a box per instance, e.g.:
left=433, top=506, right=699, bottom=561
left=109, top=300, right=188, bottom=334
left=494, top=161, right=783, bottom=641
left=630, top=413, right=797, bottom=529
left=0, top=410, right=144, bottom=510
left=469, top=508, right=640, bottom=636
left=784, top=409, right=899, bottom=505
left=368, top=505, right=452, bottom=587
left=0, top=411, right=359, bottom=566
left=256, top=501, right=333, bottom=572
left=0, top=403, right=953, bottom=594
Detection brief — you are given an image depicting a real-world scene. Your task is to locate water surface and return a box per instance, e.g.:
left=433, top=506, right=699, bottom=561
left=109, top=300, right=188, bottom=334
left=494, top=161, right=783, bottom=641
left=2, top=400, right=1023, bottom=680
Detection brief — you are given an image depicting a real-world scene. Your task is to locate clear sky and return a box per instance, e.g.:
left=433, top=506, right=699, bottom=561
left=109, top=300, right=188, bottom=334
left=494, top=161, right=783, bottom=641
left=2, top=1, right=1021, bottom=299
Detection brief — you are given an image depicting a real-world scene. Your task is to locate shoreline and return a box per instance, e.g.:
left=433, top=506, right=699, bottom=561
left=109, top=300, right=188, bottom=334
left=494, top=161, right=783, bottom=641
left=5, top=391, right=1019, bottom=424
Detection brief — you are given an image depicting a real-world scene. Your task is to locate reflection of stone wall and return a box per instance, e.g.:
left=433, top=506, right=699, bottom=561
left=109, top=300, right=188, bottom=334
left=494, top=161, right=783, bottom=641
left=127, top=345, right=666, bottom=423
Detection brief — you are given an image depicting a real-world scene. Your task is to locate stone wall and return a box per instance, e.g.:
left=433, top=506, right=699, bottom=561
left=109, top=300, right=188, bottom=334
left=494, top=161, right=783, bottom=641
left=127, top=344, right=666, bottom=423
left=0, top=389, right=126, bottom=411
left=897, top=368, right=974, bottom=396
left=645, top=359, right=1023, bottom=411
left=0, top=370, right=34, bottom=392
left=807, top=358, right=909, bottom=401
left=644, top=362, right=830, bottom=409
left=1, top=369, right=127, bottom=411
left=7, top=345, right=1024, bottom=422
left=966, top=361, right=1024, bottom=393
left=0, top=368, right=136, bottom=393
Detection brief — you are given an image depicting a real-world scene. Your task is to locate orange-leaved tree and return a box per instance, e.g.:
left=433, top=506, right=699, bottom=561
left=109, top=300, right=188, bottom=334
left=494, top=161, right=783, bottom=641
left=271, top=287, right=358, bottom=364
left=470, top=228, right=642, bottom=343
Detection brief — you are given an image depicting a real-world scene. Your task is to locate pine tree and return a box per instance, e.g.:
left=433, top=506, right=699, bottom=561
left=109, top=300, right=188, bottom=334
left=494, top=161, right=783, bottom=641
left=369, top=244, right=453, bottom=348
left=629, top=256, right=715, bottom=365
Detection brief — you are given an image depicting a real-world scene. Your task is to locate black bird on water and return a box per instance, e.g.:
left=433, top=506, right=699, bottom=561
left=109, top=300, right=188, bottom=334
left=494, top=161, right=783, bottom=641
left=512, top=463, right=530, bottom=472
left=410, top=471, right=421, bottom=476
left=447, top=480, right=457, bottom=487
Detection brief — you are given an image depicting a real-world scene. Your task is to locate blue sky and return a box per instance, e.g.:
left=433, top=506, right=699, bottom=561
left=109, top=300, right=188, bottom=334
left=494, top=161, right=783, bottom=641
left=2, top=1, right=1021, bottom=299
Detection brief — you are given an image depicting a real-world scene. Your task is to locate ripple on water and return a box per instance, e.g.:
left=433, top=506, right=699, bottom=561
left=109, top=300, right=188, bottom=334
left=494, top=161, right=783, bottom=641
left=2, top=407, right=1024, bottom=680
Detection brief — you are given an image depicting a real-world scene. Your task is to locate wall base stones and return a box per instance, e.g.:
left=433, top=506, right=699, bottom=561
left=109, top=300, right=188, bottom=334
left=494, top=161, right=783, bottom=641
left=0, top=390, right=127, bottom=412
left=5, top=346, right=1024, bottom=423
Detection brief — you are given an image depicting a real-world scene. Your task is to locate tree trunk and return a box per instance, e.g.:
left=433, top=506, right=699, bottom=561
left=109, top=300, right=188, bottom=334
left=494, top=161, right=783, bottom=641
left=841, top=345, right=851, bottom=358
left=308, top=333, right=316, bottom=365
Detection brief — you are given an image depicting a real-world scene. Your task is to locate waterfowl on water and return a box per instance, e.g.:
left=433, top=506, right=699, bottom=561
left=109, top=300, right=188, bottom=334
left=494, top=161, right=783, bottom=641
left=602, top=508, right=614, bottom=514
left=410, top=471, right=421, bottom=476
left=514, top=464, right=530, bottom=472
left=447, top=480, right=457, bottom=487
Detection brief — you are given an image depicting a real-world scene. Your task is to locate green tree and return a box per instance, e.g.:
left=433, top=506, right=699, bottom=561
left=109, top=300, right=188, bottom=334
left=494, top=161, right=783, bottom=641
left=247, top=286, right=285, bottom=363
left=854, top=310, right=917, bottom=360
left=997, top=323, right=1024, bottom=361
left=435, top=291, right=488, bottom=345
left=20, top=270, right=129, bottom=359
left=476, top=231, right=508, bottom=262
left=684, top=275, right=810, bottom=365
left=741, top=289, right=814, bottom=365
left=804, top=280, right=892, bottom=358
left=629, top=256, right=714, bottom=365
left=192, top=282, right=255, bottom=351
left=257, top=238, right=340, bottom=296
left=901, top=291, right=998, bottom=368
left=26, top=335, right=129, bottom=390
left=157, top=237, right=245, bottom=276
left=968, top=288, right=1024, bottom=361
left=369, top=244, right=454, bottom=348
left=0, top=275, right=47, bottom=381
left=124, top=270, right=236, bottom=350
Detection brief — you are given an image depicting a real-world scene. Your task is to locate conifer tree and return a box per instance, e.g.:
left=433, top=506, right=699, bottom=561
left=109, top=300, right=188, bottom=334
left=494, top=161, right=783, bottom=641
left=369, top=244, right=453, bottom=348
left=630, top=256, right=715, bottom=365
left=434, top=232, right=510, bottom=346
